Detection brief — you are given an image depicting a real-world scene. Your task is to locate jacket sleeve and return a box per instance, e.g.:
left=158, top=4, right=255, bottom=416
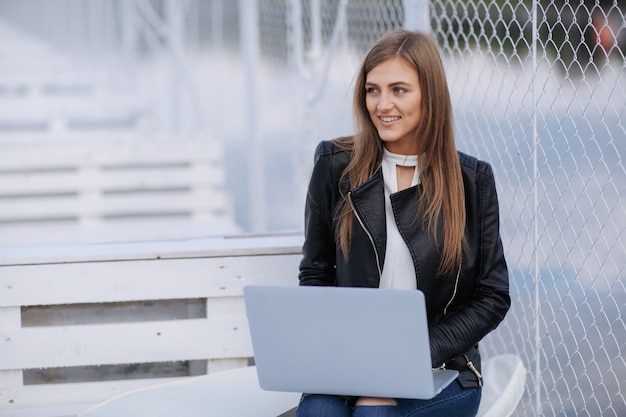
left=429, top=162, right=511, bottom=367
left=298, top=141, right=337, bottom=286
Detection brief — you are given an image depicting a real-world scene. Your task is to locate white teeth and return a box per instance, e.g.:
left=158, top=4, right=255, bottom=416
left=380, top=116, right=400, bottom=122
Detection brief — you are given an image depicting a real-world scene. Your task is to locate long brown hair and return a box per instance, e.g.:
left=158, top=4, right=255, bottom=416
left=335, top=29, right=465, bottom=276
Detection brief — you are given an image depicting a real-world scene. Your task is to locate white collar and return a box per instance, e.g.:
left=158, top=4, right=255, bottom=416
left=382, top=147, right=418, bottom=167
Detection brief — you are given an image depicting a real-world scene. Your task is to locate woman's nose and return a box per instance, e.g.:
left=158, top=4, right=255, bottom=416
left=377, top=93, right=393, bottom=111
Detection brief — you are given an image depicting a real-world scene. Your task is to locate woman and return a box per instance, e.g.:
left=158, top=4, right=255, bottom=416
left=297, top=29, right=510, bottom=417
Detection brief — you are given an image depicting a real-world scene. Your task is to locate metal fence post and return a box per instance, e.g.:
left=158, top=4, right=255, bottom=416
left=165, top=0, right=183, bottom=133
left=403, top=0, right=431, bottom=32
left=239, top=0, right=267, bottom=232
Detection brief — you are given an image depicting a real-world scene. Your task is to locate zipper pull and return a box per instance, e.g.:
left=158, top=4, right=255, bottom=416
left=463, top=354, right=483, bottom=387
left=432, top=363, right=447, bottom=371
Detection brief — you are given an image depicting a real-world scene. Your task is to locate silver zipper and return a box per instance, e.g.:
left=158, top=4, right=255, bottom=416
left=463, top=354, right=483, bottom=387
left=443, top=266, right=461, bottom=316
left=348, top=192, right=382, bottom=278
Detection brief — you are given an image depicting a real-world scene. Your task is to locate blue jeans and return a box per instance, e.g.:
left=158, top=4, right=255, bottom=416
left=295, top=381, right=481, bottom=417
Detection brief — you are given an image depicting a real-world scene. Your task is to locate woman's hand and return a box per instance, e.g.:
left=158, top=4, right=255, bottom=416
left=355, top=397, right=397, bottom=406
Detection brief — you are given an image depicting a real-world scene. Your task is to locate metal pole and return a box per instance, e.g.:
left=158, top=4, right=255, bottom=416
left=211, top=0, right=223, bottom=135
left=239, top=0, right=266, bottom=232
left=287, top=0, right=310, bottom=79
left=165, top=0, right=183, bottom=133
left=531, top=1, right=542, bottom=414
left=212, top=0, right=223, bottom=50
left=309, top=0, right=322, bottom=58
left=118, top=0, right=137, bottom=89
left=403, top=0, right=431, bottom=33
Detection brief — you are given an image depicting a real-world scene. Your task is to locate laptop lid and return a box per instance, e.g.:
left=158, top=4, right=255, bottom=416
left=243, top=285, right=458, bottom=399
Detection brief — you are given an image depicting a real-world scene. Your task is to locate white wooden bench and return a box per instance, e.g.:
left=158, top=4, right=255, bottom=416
left=0, top=135, right=239, bottom=247
left=0, top=232, right=525, bottom=417
left=0, top=233, right=303, bottom=416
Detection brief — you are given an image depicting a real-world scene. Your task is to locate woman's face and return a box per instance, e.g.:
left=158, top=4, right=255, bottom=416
left=365, top=57, right=423, bottom=155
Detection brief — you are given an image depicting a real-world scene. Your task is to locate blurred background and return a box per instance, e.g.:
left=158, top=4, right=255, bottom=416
left=0, top=1, right=624, bottom=416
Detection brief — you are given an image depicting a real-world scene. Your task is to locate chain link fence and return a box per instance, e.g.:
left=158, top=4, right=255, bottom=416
left=427, top=2, right=625, bottom=416
left=0, top=1, right=624, bottom=415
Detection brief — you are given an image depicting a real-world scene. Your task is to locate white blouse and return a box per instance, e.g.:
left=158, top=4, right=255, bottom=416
left=379, top=148, right=419, bottom=290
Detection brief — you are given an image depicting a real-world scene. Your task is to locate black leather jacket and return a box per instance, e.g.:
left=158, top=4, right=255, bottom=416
left=299, top=140, right=510, bottom=389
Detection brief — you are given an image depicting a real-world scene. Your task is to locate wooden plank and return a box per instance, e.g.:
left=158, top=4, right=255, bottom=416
left=0, top=132, right=209, bottom=146
left=95, top=165, right=224, bottom=188
left=0, top=376, right=187, bottom=411
left=0, top=318, right=253, bottom=370
left=0, top=192, right=227, bottom=220
left=85, top=143, right=223, bottom=165
left=0, top=233, right=304, bottom=266
left=0, top=254, right=299, bottom=307
left=0, top=196, right=79, bottom=220
left=0, top=370, right=22, bottom=389
left=0, top=142, right=222, bottom=170
left=0, top=306, right=21, bottom=327
left=0, top=219, right=241, bottom=248
left=0, top=308, right=23, bottom=387
left=0, top=173, right=81, bottom=195
left=21, top=298, right=208, bottom=326
left=93, top=189, right=227, bottom=212
left=0, top=166, right=224, bottom=195
left=0, top=108, right=139, bottom=130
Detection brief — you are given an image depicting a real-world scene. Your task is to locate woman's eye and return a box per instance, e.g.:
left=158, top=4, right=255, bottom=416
left=366, top=87, right=378, bottom=94
left=394, top=87, right=407, bottom=94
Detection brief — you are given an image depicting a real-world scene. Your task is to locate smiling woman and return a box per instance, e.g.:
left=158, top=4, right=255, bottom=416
left=296, top=29, right=510, bottom=417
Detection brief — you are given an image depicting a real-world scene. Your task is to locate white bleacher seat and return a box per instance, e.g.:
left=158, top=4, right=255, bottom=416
left=78, top=366, right=300, bottom=417
left=476, top=354, right=526, bottom=417
left=79, top=354, right=525, bottom=417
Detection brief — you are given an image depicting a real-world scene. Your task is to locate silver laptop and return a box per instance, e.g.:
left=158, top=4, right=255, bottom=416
left=243, top=285, right=459, bottom=399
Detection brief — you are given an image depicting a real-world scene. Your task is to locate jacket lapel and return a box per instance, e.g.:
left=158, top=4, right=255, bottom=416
left=349, top=170, right=387, bottom=271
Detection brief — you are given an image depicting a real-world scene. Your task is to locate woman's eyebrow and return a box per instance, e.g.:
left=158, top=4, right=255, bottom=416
left=388, top=81, right=412, bottom=87
left=365, top=80, right=411, bottom=87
